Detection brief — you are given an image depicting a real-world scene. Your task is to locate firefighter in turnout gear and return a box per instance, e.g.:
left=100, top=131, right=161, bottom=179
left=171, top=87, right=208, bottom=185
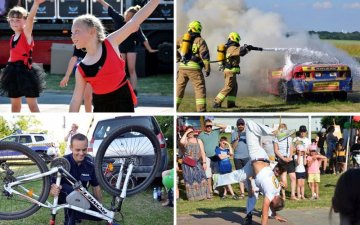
left=213, top=32, right=259, bottom=108
left=176, top=20, right=210, bottom=112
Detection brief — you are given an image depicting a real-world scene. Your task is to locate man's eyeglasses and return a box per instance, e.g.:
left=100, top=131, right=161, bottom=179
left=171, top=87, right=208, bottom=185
left=237, top=123, right=245, bottom=126
left=205, top=125, right=212, bottom=128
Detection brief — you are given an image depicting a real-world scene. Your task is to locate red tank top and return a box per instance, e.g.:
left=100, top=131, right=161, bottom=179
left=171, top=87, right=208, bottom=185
left=9, top=31, right=34, bottom=69
left=78, top=39, right=126, bottom=94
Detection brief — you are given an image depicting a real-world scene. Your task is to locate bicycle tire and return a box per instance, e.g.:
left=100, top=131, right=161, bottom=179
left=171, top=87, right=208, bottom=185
left=95, top=126, right=161, bottom=196
left=0, top=142, right=50, bottom=220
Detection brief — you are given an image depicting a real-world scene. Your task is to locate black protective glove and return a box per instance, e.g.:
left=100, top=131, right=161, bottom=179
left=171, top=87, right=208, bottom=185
left=246, top=45, right=253, bottom=51
left=205, top=71, right=210, bottom=77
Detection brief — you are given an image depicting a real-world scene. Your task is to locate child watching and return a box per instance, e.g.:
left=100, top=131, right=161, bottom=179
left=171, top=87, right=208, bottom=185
left=307, top=145, right=327, bottom=200
left=294, top=144, right=307, bottom=199
left=215, top=136, right=239, bottom=200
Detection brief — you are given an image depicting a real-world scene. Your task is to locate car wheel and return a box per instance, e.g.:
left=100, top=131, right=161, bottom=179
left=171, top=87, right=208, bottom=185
left=279, top=81, right=291, bottom=102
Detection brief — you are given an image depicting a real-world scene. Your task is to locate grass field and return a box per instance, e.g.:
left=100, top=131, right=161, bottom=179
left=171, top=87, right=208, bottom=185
left=45, top=73, right=173, bottom=96
left=177, top=173, right=339, bottom=216
left=0, top=182, right=173, bottom=225
left=326, top=39, right=360, bottom=58
left=177, top=94, right=360, bottom=112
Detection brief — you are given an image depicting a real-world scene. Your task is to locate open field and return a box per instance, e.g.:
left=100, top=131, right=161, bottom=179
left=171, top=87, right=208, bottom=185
left=177, top=94, right=360, bottom=112
left=327, top=39, right=360, bottom=58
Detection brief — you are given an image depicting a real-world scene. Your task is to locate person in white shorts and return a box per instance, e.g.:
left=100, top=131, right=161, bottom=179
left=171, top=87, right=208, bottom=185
left=214, top=120, right=290, bottom=225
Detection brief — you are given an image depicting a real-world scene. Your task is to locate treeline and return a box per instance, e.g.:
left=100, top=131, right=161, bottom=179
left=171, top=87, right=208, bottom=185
left=308, top=31, right=360, bottom=40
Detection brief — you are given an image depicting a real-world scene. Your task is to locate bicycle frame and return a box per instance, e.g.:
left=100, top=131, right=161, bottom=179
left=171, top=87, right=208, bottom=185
left=4, top=162, right=134, bottom=224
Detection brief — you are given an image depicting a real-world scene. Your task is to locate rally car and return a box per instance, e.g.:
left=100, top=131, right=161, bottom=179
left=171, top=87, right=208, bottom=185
left=267, top=51, right=352, bottom=102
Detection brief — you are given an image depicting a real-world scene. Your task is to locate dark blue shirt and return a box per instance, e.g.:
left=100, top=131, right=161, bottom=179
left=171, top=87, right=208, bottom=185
left=58, top=154, right=99, bottom=195
left=215, top=146, right=232, bottom=174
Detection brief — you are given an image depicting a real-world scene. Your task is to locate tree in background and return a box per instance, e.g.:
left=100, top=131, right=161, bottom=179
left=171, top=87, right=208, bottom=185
left=321, top=116, right=351, bottom=130
left=0, top=116, right=12, bottom=138
left=0, top=116, right=44, bottom=138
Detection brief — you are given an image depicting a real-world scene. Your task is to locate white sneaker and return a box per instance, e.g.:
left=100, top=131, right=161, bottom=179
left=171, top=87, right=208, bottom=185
left=253, top=187, right=260, bottom=199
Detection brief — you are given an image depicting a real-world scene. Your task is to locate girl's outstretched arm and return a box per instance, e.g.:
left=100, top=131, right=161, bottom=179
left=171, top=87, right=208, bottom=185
left=107, top=0, right=160, bottom=47
left=69, top=70, right=87, bottom=112
left=96, top=0, right=110, bottom=9
left=24, top=0, right=45, bottom=39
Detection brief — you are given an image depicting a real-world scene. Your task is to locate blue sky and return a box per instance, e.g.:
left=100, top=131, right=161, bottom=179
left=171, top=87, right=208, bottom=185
left=246, top=0, right=360, bottom=32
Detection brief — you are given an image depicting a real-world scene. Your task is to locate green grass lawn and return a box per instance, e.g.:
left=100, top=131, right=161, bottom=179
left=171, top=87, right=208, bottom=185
left=177, top=95, right=360, bottom=112
left=45, top=73, right=173, bottom=95
left=177, top=174, right=339, bottom=216
left=0, top=185, right=173, bottom=225
left=326, top=39, right=360, bottom=58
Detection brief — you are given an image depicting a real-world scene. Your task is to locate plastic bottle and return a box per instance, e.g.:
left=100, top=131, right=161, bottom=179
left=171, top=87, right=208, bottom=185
left=153, top=187, right=157, bottom=200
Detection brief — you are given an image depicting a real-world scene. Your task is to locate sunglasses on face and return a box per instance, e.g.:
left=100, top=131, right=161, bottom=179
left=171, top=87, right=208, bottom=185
left=205, top=125, right=212, bottom=128
left=237, top=123, right=245, bottom=126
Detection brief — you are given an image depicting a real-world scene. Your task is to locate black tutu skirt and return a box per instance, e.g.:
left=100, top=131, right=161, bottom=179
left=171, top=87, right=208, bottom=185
left=0, top=61, right=46, bottom=98
left=92, top=83, right=134, bottom=112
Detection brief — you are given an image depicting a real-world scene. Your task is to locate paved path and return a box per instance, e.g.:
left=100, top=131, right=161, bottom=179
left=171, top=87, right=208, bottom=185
left=177, top=208, right=339, bottom=225
left=0, top=91, right=173, bottom=113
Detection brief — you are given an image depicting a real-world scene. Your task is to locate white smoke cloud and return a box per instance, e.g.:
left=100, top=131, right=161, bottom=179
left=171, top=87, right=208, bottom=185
left=343, top=3, right=360, bottom=9
left=177, top=0, right=360, bottom=95
left=313, top=1, right=333, bottom=9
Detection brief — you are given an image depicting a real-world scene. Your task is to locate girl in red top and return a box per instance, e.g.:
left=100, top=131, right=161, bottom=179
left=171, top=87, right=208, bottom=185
left=0, top=0, right=46, bottom=112
left=69, top=0, right=160, bottom=112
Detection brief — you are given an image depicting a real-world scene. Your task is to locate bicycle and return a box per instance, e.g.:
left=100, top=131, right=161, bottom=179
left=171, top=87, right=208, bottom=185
left=0, top=125, right=161, bottom=224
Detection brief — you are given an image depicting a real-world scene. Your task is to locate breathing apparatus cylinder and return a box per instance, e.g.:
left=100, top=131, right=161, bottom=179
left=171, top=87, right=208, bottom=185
left=180, top=33, right=191, bottom=62
left=217, top=44, right=226, bottom=71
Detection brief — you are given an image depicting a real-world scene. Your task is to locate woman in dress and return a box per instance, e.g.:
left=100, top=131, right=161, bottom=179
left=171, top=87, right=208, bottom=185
left=179, top=126, right=209, bottom=200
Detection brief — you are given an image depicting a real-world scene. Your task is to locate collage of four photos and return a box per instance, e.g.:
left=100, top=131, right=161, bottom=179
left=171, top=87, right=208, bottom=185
left=0, top=0, right=360, bottom=224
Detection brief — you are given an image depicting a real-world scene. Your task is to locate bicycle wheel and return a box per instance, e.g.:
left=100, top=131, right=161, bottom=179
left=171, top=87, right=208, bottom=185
left=0, top=142, right=50, bottom=220
left=109, top=174, right=136, bottom=190
left=95, top=126, right=161, bottom=196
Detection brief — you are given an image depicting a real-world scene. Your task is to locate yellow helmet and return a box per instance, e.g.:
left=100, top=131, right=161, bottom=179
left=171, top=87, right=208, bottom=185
left=228, top=32, right=241, bottom=44
left=188, top=21, right=202, bottom=33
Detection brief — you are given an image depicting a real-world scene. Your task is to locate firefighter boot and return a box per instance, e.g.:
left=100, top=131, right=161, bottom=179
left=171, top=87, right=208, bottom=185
left=244, top=212, right=253, bottom=225
left=212, top=102, right=221, bottom=109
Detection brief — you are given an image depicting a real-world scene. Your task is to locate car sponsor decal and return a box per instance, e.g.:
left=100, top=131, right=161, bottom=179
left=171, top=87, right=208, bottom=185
left=271, top=70, right=282, bottom=77
left=312, top=82, right=339, bottom=92
left=302, top=66, right=349, bottom=72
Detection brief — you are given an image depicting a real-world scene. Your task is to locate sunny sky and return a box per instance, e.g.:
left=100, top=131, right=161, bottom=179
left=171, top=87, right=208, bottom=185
left=246, top=0, right=360, bottom=32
